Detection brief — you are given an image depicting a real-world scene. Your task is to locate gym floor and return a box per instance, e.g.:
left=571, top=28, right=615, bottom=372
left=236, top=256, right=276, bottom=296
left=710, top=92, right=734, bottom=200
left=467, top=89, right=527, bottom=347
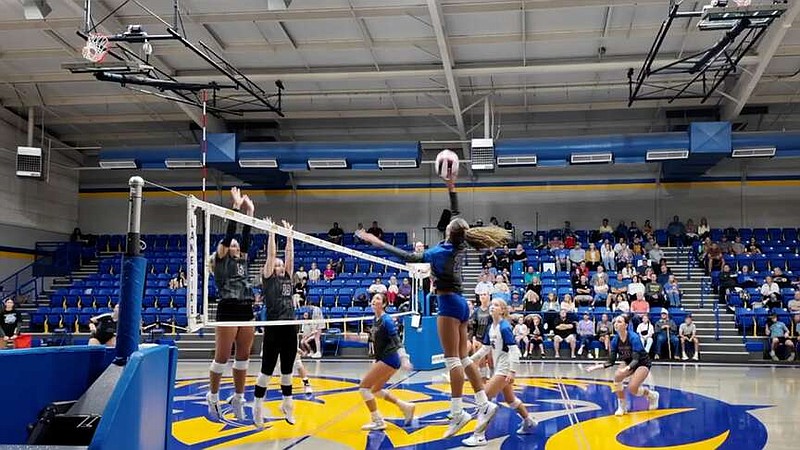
left=170, top=361, right=798, bottom=449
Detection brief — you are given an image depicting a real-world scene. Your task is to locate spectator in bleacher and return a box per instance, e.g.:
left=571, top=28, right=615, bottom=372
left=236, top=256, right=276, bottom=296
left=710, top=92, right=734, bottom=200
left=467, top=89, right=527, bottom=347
left=731, top=236, right=746, bottom=255
left=535, top=235, right=547, bottom=251
left=511, top=244, right=527, bottom=263
left=679, top=315, right=699, bottom=361
left=482, top=248, right=498, bottom=268
left=562, top=220, right=573, bottom=238
left=631, top=237, right=644, bottom=256
left=654, top=309, right=679, bottom=360
left=513, top=316, right=529, bottom=358
left=746, top=238, right=762, bottom=255
left=616, top=244, right=634, bottom=271
left=766, top=313, right=795, bottom=361
left=656, top=265, right=671, bottom=285
left=644, top=236, right=655, bottom=254
left=574, top=275, right=593, bottom=306
left=387, top=276, right=400, bottom=305
left=560, top=294, right=576, bottom=313
left=490, top=217, right=500, bottom=227
left=308, top=262, right=321, bottom=283
left=737, top=265, right=757, bottom=288
left=323, top=263, right=336, bottom=281
left=705, top=243, right=723, bottom=275
left=293, top=265, right=308, bottom=285
left=631, top=292, right=650, bottom=317
left=685, top=219, right=698, bottom=242
left=591, top=265, right=609, bottom=285
left=614, top=294, right=630, bottom=313
left=593, top=276, right=609, bottom=307
left=609, top=273, right=628, bottom=308
left=596, top=313, right=612, bottom=358
left=718, top=236, right=733, bottom=255
left=648, top=244, right=664, bottom=267
left=496, top=246, right=511, bottom=273
left=771, top=267, right=792, bottom=289
left=413, top=241, right=425, bottom=254
left=523, top=266, right=538, bottom=285
left=369, top=278, right=387, bottom=295
left=526, top=275, right=542, bottom=299
left=620, top=263, right=635, bottom=279
left=88, top=304, right=118, bottom=347
left=510, top=291, right=524, bottom=312
left=504, top=220, right=513, bottom=232
left=574, top=262, right=590, bottom=282
left=569, top=243, right=586, bottom=269
left=643, top=219, right=654, bottom=238
left=628, top=275, right=645, bottom=301
left=1, top=298, right=20, bottom=346
left=528, top=314, right=546, bottom=358
left=564, top=233, right=577, bottom=251
left=169, top=270, right=186, bottom=290
left=601, top=240, right=616, bottom=271
left=333, top=258, right=345, bottom=274
left=664, top=275, right=682, bottom=308
left=585, top=243, right=601, bottom=270
left=614, top=221, right=628, bottom=240
left=718, top=264, right=737, bottom=304
left=576, top=312, right=595, bottom=358
left=328, top=222, right=344, bottom=245
left=613, top=237, right=626, bottom=254
left=294, top=279, right=307, bottom=303
left=698, top=217, right=710, bottom=240
left=553, top=309, right=578, bottom=359
left=396, top=278, right=412, bottom=305
left=474, top=273, right=494, bottom=297
left=628, top=221, right=642, bottom=241
left=645, top=273, right=665, bottom=307
left=761, top=276, right=782, bottom=309
left=787, top=291, right=800, bottom=314
left=493, top=275, right=510, bottom=294
left=555, top=245, right=570, bottom=272
left=543, top=292, right=560, bottom=311
left=367, top=221, right=384, bottom=240
left=636, top=313, right=654, bottom=353
left=667, top=216, right=686, bottom=247
left=523, top=288, right=541, bottom=312
left=599, top=218, right=614, bottom=235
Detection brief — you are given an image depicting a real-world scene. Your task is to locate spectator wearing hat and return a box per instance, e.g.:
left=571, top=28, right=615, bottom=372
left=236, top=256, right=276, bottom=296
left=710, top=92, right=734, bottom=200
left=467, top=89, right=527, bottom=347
left=654, top=309, right=679, bottom=360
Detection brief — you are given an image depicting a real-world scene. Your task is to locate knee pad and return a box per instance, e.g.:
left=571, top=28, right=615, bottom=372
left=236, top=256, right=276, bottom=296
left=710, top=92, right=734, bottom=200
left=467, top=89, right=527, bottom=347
left=225, top=360, right=234, bottom=372
left=210, top=360, right=227, bottom=375
left=232, top=360, right=249, bottom=371
left=280, top=374, right=292, bottom=386
left=461, top=357, right=474, bottom=369
left=256, top=373, right=269, bottom=388
left=359, top=387, right=374, bottom=402
left=612, top=382, right=624, bottom=394
left=508, top=398, right=522, bottom=409
left=445, top=357, right=462, bottom=372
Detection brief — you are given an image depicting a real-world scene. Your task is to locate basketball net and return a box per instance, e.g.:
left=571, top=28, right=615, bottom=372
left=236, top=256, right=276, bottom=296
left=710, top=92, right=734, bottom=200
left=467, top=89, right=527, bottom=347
left=82, top=33, right=109, bottom=63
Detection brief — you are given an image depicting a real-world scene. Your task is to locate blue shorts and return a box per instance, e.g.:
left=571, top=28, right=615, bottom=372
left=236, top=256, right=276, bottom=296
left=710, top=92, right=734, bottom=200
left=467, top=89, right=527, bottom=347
left=379, top=352, right=402, bottom=370
left=437, top=293, right=470, bottom=322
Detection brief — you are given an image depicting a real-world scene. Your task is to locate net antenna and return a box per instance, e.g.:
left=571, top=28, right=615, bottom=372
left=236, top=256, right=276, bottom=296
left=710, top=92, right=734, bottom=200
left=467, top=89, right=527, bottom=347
left=185, top=195, right=425, bottom=332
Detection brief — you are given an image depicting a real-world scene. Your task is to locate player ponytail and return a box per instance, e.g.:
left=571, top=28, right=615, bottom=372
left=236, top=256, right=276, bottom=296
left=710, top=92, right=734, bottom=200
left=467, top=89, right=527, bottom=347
left=446, top=218, right=509, bottom=249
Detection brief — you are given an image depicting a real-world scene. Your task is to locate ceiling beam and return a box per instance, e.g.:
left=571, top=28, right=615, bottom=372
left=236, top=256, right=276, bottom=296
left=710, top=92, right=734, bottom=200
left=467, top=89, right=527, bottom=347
left=426, top=0, right=466, bottom=140
left=721, top=0, right=800, bottom=121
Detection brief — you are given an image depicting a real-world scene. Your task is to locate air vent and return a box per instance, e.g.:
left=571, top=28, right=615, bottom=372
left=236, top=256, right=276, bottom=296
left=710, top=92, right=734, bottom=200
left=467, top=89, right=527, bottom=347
left=165, top=159, right=203, bottom=169
left=497, top=155, right=537, bottom=166
left=470, top=138, right=495, bottom=171
left=16, top=146, right=43, bottom=178
left=731, top=147, right=776, bottom=158
left=98, top=159, right=138, bottom=169
left=239, top=158, right=278, bottom=168
left=378, top=159, right=417, bottom=169
left=308, top=159, right=347, bottom=169
left=646, top=149, right=690, bottom=161
left=570, top=153, right=613, bottom=164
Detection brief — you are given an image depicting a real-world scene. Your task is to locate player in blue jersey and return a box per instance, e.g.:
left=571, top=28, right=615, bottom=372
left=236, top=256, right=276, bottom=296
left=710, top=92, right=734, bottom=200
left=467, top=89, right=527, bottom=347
left=357, top=176, right=509, bottom=438
left=358, top=292, right=416, bottom=432
left=587, top=314, right=660, bottom=416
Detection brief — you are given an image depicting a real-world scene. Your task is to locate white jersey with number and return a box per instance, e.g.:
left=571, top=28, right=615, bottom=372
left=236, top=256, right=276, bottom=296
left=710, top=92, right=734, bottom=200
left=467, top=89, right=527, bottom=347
left=482, top=320, right=520, bottom=377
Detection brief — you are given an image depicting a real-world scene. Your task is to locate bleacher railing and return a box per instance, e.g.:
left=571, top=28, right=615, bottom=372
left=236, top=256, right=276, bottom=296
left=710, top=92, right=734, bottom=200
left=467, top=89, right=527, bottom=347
left=0, top=261, right=43, bottom=304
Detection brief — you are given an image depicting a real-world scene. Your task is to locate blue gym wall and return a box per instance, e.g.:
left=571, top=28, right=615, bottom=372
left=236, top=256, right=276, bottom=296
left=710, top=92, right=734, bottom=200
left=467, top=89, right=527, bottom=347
left=76, top=156, right=800, bottom=241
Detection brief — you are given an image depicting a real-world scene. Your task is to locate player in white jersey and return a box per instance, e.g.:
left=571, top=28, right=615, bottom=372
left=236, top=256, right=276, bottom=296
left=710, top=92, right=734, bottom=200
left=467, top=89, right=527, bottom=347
left=461, top=298, right=537, bottom=447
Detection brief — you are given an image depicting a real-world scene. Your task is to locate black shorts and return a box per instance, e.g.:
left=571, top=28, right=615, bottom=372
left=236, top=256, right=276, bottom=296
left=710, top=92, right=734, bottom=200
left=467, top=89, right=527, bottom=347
left=92, top=332, right=115, bottom=344
left=216, top=299, right=254, bottom=322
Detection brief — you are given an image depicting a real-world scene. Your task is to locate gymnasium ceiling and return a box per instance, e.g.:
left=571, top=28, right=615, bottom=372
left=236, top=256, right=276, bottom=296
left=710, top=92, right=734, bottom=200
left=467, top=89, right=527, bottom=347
left=1, top=0, right=800, bottom=158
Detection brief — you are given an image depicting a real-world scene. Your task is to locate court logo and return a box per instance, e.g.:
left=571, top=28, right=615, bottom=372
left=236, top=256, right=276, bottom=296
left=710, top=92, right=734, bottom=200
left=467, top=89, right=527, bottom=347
left=170, top=375, right=769, bottom=449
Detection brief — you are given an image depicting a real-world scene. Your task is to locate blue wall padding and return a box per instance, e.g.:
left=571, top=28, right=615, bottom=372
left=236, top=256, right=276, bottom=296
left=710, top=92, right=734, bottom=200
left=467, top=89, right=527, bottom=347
left=404, top=315, right=444, bottom=371
left=115, top=256, right=146, bottom=362
left=90, top=345, right=178, bottom=450
left=0, top=346, right=115, bottom=444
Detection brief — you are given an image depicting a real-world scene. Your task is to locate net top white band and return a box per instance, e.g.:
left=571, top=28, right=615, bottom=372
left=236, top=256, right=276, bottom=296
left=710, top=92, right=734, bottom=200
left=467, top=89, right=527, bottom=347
left=206, top=310, right=418, bottom=328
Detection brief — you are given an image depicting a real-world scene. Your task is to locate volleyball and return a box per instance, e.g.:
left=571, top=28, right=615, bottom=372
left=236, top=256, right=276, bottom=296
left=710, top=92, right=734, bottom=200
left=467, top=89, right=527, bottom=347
left=435, top=149, right=460, bottom=181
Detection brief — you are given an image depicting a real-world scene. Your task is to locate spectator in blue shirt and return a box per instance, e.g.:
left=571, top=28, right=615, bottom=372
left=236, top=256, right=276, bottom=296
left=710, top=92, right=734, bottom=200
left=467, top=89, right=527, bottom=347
left=766, top=314, right=795, bottom=361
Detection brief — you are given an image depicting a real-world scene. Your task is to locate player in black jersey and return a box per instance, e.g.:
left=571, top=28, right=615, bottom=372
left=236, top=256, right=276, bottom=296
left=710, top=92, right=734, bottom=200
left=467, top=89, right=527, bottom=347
left=207, top=187, right=256, bottom=422
left=358, top=292, right=416, bottom=431
left=470, top=292, right=493, bottom=379
left=587, top=314, right=660, bottom=416
left=253, top=218, right=298, bottom=428
left=88, top=304, right=118, bottom=346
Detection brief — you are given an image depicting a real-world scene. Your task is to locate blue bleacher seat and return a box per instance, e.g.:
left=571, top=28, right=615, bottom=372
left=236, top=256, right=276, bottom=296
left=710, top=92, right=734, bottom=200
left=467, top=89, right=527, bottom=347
left=143, top=307, right=159, bottom=325
left=31, top=307, right=49, bottom=330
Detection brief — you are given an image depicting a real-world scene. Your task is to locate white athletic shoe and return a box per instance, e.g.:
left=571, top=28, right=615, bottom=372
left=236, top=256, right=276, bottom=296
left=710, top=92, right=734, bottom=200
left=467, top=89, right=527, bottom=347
left=280, top=399, right=296, bottom=425
left=361, top=420, right=387, bottom=431
left=399, top=402, right=416, bottom=426
left=461, top=434, right=488, bottom=447
left=475, top=402, right=498, bottom=433
left=252, top=400, right=265, bottom=429
left=681, top=353, right=688, bottom=361
left=443, top=410, right=472, bottom=438
left=770, top=351, right=779, bottom=361
left=517, top=418, right=537, bottom=435
left=648, top=390, right=660, bottom=411
left=206, top=392, right=222, bottom=421
left=230, top=395, right=247, bottom=422
left=692, top=353, right=699, bottom=361
left=614, top=403, right=628, bottom=416
left=304, top=384, right=313, bottom=395
left=312, top=352, right=322, bottom=359
left=789, top=353, right=797, bottom=362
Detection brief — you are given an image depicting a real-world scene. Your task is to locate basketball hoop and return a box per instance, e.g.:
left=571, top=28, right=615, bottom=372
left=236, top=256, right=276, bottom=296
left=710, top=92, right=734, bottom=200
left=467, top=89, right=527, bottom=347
left=82, top=32, right=109, bottom=63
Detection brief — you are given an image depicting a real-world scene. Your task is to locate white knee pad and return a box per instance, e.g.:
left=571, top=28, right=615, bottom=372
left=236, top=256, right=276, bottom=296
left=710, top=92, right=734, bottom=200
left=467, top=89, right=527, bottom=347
left=232, top=360, right=249, bottom=371
left=359, top=387, right=374, bottom=402
left=280, top=374, right=292, bottom=386
left=444, top=357, right=462, bottom=372
left=225, top=360, right=234, bottom=372
left=508, top=398, right=522, bottom=409
left=256, top=373, right=270, bottom=388
left=460, top=357, right=474, bottom=368
left=209, top=360, right=227, bottom=375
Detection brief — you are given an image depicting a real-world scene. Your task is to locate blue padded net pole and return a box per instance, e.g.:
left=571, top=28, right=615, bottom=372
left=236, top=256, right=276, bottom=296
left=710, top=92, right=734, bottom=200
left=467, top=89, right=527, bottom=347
left=115, top=176, right=146, bottom=365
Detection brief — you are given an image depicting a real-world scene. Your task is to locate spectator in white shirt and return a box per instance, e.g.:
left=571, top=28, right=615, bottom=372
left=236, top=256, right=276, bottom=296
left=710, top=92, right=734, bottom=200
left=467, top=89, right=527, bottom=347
left=627, top=275, right=646, bottom=300
left=760, top=276, right=781, bottom=309
left=614, top=294, right=630, bottom=313
left=648, top=244, right=664, bottom=266
left=307, top=262, right=321, bottom=282
left=621, top=263, right=636, bottom=280
left=474, top=273, right=494, bottom=297
left=493, top=274, right=510, bottom=294
left=560, top=294, right=576, bottom=313
left=568, top=243, right=586, bottom=269
left=636, top=314, right=655, bottom=352
left=601, top=240, right=616, bottom=271
left=368, top=278, right=387, bottom=294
